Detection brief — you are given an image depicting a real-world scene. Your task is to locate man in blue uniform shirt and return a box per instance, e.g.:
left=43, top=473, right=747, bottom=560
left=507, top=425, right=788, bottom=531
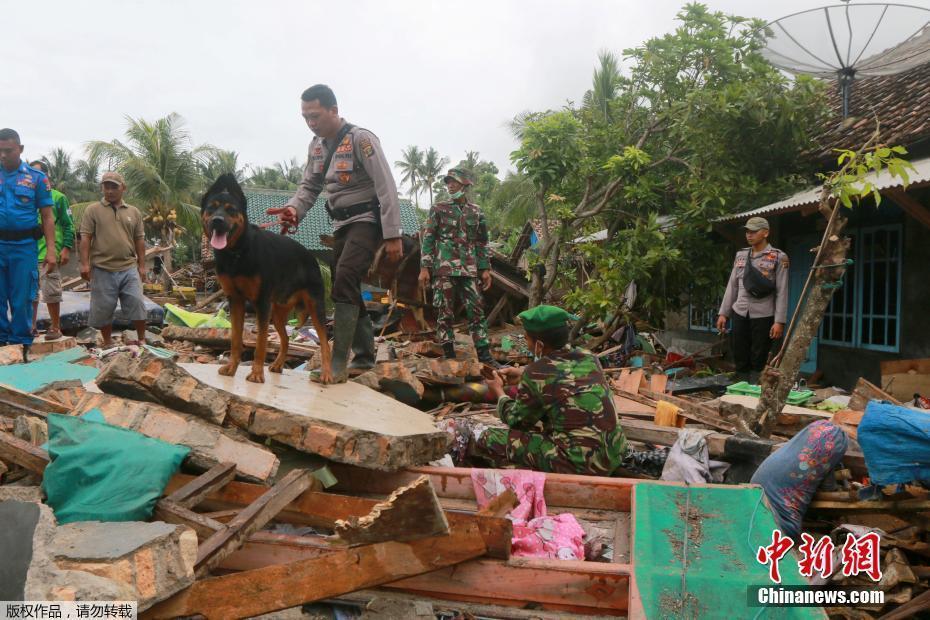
left=0, top=129, right=57, bottom=358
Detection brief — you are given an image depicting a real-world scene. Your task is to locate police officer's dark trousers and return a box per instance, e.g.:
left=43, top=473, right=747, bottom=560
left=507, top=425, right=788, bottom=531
left=730, top=312, right=774, bottom=377
left=330, top=222, right=381, bottom=379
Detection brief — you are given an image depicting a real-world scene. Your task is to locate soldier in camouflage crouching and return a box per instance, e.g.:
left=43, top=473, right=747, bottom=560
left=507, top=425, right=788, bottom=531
left=418, top=168, right=496, bottom=365
left=472, top=305, right=628, bottom=475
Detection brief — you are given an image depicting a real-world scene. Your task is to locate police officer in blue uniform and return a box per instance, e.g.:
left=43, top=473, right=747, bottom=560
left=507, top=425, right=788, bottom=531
left=0, top=129, right=57, bottom=357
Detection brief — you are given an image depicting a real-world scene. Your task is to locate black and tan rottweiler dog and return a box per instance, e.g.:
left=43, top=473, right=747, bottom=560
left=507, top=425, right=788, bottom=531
left=201, top=174, right=333, bottom=384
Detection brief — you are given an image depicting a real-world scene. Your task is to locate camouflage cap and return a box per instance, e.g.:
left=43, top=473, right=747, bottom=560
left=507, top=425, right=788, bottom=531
left=443, top=167, right=473, bottom=186
left=743, top=216, right=769, bottom=231
left=100, top=171, right=126, bottom=187
left=518, top=305, right=579, bottom=333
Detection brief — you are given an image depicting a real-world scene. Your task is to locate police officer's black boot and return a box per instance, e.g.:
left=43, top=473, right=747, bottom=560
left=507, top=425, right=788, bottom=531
left=442, top=342, right=457, bottom=359
left=329, top=302, right=359, bottom=383
left=22, top=344, right=30, bottom=364
left=348, top=312, right=376, bottom=374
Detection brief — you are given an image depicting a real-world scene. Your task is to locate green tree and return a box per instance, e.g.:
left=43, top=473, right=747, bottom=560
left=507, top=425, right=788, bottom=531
left=511, top=3, right=826, bottom=313
left=86, top=113, right=215, bottom=290
left=201, top=150, right=246, bottom=186
left=395, top=145, right=424, bottom=208
left=245, top=165, right=296, bottom=190
left=276, top=158, right=304, bottom=186
left=417, top=147, right=448, bottom=207
left=583, top=50, right=622, bottom=122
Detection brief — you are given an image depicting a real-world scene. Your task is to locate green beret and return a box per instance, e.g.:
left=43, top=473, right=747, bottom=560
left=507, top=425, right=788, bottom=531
left=518, top=305, right=578, bottom=333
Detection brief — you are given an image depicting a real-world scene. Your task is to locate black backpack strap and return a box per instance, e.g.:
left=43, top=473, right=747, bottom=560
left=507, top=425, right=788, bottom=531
left=319, top=122, right=355, bottom=183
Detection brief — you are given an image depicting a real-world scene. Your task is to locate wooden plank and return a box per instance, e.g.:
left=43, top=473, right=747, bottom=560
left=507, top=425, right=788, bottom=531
left=477, top=489, right=517, bottom=518
left=719, top=394, right=830, bottom=419
left=485, top=295, right=509, bottom=327
left=613, top=514, right=631, bottom=564
left=639, top=389, right=738, bottom=433
left=880, top=357, right=930, bottom=401
left=878, top=588, right=930, bottom=620
left=809, top=497, right=930, bottom=513
left=166, top=462, right=237, bottom=509
left=885, top=188, right=930, bottom=230
left=334, top=475, right=449, bottom=545
left=0, top=384, right=70, bottom=420
left=142, top=517, right=491, bottom=620
left=617, top=369, right=645, bottom=394
left=154, top=499, right=227, bottom=540
left=329, top=464, right=636, bottom=512
left=849, top=377, right=902, bottom=411
left=385, top=558, right=630, bottom=613
left=648, top=374, right=668, bottom=394
left=0, top=430, right=49, bottom=474
left=194, top=468, right=313, bottom=577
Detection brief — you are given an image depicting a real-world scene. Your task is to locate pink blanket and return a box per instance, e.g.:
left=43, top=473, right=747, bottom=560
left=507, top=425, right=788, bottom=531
left=471, top=468, right=585, bottom=560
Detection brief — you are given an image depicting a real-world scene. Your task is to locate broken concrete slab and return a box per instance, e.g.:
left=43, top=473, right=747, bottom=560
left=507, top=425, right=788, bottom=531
left=335, top=475, right=449, bottom=545
left=72, top=392, right=278, bottom=483
left=29, top=335, right=79, bottom=356
left=13, top=415, right=48, bottom=446
left=96, top=353, right=228, bottom=425
left=0, top=500, right=42, bottom=599
left=0, top=344, right=24, bottom=366
left=0, top=486, right=43, bottom=503
left=50, top=521, right=197, bottom=611
left=182, top=363, right=450, bottom=471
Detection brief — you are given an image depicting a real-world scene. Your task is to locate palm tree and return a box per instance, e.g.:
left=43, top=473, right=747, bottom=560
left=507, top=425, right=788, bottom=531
left=38, top=148, right=81, bottom=195
left=86, top=113, right=215, bottom=290
left=462, top=150, right=481, bottom=171
left=584, top=50, right=622, bottom=122
left=200, top=150, right=245, bottom=185
left=275, top=158, right=304, bottom=187
left=245, top=165, right=293, bottom=190
left=394, top=145, right=424, bottom=208
left=418, top=148, right=448, bottom=207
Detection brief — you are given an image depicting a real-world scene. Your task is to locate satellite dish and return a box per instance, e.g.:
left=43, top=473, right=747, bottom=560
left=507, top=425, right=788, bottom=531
left=760, top=2, right=930, bottom=117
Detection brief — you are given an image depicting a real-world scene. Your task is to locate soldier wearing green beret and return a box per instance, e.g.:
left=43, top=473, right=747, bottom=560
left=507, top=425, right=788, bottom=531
left=472, top=305, right=628, bottom=475
left=419, top=167, right=495, bottom=364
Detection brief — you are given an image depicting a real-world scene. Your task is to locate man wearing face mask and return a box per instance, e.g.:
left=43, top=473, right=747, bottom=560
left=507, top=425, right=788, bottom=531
left=473, top=305, right=628, bottom=475
left=268, top=84, right=404, bottom=383
left=418, top=167, right=495, bottom=365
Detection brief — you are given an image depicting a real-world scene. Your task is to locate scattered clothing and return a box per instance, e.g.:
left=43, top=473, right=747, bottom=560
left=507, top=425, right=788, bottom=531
left=859, top=401, right=930, bottom=485
left=751, top=420, right=847, bottom=539
left=471, top=468, right=585, bottom=561
left=661, top=429, right=730, bottom=483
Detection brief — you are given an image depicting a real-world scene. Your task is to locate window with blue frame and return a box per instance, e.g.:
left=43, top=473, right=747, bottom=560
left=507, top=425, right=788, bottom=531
left=820, top=224, right=902, bottom=351
left=688, top=290, right=724, bottom=332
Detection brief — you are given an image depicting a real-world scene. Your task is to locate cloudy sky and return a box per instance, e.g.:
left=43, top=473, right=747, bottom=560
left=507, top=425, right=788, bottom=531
left=4, top=0, right=907, bottom=188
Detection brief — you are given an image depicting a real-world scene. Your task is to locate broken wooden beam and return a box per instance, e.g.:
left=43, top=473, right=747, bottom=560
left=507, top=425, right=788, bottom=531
left=638, top=389, right=739, bottom=433
left=0, top=430, right=49, bottom=474
left=848, top=377, right=902, bottom=411
left=194, top=468, right=313, bottom=577
left=0, top=384, right=70, bottom=420
left=165, top=462, right=237, bottom=509
left=334, top=475, right=449, bottom=545
left=161, top=325, right=318, bottom=359
left=154, top=499, right=227, bottom=541
left=143, top=517, right=492, bottom=620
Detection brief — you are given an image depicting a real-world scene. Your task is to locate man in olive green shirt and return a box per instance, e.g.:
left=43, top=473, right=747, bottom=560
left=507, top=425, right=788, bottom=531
left=79, top=171, right=148, bottom=347
left=28, top=160, right=75, bottom=340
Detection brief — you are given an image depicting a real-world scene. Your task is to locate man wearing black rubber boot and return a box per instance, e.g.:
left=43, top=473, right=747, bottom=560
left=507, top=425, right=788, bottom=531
left=269, top=85, right=403, bottom=383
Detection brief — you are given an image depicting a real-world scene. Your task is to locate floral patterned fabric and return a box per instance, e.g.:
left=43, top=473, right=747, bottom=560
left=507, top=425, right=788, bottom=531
left=751, top=420, right=847, bottom=538
left=471, top=468, right=585, bottom=560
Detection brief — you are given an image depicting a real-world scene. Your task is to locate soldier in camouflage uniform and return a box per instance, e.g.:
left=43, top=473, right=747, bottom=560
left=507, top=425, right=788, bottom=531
left=472, top=305, right=628, bottom=475
left=419, top=168, right=495, bottom=364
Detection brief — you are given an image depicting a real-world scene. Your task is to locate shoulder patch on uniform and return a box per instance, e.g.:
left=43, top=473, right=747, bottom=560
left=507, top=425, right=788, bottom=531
left=359, top=137, right=375, bottom=158
left=42, top=177, right=51, bottom=191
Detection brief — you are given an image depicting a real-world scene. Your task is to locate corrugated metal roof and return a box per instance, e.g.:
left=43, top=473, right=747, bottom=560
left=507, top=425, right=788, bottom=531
left=715, top=155, right=930, bottom=224
left=243, top=188, right=420, bottom=252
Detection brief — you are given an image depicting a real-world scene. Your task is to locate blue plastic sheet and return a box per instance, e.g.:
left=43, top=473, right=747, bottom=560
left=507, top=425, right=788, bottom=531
left=859, top=401, right=930, bottom=485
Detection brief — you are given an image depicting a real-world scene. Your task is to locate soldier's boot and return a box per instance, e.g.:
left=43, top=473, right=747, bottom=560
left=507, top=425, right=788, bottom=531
left=348, top=312, right=376, bottom=375
left=325, top=302, right=359, bottom=384
left=476, top=345, right=501, bottom=368
left=442, top=342, right=457, bottom=360
left=22, top=344, right=30, bottom=364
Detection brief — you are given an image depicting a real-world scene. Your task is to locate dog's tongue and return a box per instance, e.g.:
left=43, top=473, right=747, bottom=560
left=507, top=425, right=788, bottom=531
left=210, top=230, right=228, bottom=250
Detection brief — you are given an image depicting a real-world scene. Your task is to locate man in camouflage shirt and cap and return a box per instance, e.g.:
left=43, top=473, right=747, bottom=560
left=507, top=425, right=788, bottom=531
left=419, top=167, right=495, bottom=364
left=474, top=305, right=627, bottom=475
